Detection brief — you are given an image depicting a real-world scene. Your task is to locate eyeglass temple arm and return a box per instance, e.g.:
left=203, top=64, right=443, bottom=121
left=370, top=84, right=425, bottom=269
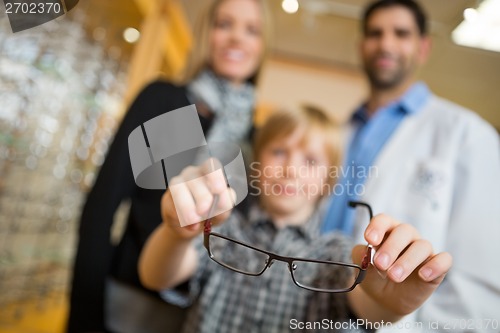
left=348, top=201, right=373, bottom=220
left=348, top=201, right=374, bottom=270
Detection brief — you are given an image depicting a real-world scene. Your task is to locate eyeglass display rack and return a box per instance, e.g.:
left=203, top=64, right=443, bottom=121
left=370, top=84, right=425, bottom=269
left=0, top=12, right=126, bottom=323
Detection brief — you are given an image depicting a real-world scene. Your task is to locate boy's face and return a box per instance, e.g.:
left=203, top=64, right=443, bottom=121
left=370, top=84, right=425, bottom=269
left=257, top=128, right=330, bottom=225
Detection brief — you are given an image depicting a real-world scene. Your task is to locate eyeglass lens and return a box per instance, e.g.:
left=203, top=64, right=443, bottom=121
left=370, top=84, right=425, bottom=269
left=209, top=234, right=269, bottom=275
left=209, top=234, right=360, bottom=291
left=291, top=260, right=359, bottom=291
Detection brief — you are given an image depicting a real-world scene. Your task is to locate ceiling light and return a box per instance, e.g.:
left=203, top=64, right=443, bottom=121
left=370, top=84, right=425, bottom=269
left=282, top=0, right=299, bottom=14
left=123, top=27, right=140, bottom=44
left=463, top=8, right=478, bottom=23
left=452, top=0, right=500, bottom=53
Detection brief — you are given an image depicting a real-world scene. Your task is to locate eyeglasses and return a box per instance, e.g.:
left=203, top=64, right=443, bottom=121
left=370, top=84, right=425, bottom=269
left=203, top=196, right=374, bottom=293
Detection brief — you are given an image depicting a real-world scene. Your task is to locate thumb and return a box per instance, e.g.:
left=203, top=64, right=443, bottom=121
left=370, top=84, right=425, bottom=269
left=351, top=244, right=368, bottom=266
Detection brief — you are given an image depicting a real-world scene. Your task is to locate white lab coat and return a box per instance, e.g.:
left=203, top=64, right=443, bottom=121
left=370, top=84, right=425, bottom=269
left=350, top=94, right=500, bottom=332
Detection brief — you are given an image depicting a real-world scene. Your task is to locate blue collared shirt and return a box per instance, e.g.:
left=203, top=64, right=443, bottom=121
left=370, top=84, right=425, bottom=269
left=321, top=82, right=431, bottom=234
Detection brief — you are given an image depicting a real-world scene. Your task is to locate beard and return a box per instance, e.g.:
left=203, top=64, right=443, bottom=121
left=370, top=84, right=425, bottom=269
left=363, top=54, right=412, bottom=89
left=365, top=67, right=407, bottom=89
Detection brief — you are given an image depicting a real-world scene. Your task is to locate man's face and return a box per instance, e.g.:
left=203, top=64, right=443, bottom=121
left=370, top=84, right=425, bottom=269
left=360, top=6, right=429, bottom=90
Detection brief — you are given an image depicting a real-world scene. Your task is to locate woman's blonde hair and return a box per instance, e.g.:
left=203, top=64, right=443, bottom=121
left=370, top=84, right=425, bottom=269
left=253, top=105, right=343, bottom=187
left=178, top=0, right=272, bottom=85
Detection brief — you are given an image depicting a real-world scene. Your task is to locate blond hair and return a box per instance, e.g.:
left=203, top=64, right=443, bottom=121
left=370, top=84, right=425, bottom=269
left=178, top=0, right=272, bottom=85
left=253, top=105, right=343, bottom=187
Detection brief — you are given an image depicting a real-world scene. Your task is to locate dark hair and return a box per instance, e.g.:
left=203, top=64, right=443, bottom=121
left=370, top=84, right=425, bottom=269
left=362, top=0, right=428, bottom=36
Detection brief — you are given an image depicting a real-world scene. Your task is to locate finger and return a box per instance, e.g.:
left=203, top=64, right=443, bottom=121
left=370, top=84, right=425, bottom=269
left=364, top=214, right=400, bottom=246
left=161, top=190, right=208, bottom=242
left=185, top=174, right=213, bottom=217
left=169, top=180, right=201, bottom=226
left=200, top=158, right=227, bottom=194
left=418, top=252, right=453, bottom=283
left=373, top=223, right=420, bottom=271
left=176, top=162, right=227, bottom=218
left=217, top=187, right=236, bottom=212
left=387, top=239, right=433, bottom=282
left=351, top=244, right=367, bottom=266
left=210, top=188, right=236, bottom=226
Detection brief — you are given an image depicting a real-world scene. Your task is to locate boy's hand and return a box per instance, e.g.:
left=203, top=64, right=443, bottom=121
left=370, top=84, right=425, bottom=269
left=351, top=214, right=452, bottom=319
left=161, top=158, right=235, bottom=240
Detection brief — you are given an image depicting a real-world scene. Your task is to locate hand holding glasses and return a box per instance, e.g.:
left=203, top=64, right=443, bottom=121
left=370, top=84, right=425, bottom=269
left=203, top=196, right=452, bottom=305
left=203, top=196, right=376, bottom=293
left=152, top=180, right=452, bottom=318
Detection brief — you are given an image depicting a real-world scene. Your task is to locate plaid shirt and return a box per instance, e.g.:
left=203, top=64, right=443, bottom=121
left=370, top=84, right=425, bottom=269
left=162, top=204, right=369, bottom=333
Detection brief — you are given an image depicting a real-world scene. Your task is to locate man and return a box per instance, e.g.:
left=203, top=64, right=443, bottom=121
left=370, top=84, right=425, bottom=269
left=322, top=0, right=500, bottom=331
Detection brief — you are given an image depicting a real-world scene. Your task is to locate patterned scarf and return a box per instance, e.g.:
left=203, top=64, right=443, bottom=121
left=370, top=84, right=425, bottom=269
left=187, top=69, right=255, bottom=144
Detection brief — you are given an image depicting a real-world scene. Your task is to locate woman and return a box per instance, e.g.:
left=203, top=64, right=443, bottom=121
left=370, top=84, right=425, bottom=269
left=67, top=1, right=271, bottom=332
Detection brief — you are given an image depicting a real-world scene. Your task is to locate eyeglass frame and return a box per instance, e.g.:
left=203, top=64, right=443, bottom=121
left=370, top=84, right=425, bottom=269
left=202, top=196, right=375, bottom=293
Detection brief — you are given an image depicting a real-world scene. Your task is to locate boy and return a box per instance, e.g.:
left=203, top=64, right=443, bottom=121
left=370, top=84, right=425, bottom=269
left=139, top=106, right=451, bottom=332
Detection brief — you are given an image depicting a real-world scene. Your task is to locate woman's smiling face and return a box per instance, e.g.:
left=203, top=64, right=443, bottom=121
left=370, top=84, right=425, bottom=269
left=209, top=0, right=264, bottom=85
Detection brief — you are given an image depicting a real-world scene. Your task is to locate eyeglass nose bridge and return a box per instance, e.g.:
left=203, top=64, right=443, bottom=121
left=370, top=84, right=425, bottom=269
left=263, top=255, right=303, bottom=277
left=265, top=257, right=275, bottom=268
left=263, top=252, right=296, bottom=273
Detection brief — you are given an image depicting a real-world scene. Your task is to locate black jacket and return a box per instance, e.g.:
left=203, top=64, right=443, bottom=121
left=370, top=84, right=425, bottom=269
left=67, top=81, right=215, bottom=332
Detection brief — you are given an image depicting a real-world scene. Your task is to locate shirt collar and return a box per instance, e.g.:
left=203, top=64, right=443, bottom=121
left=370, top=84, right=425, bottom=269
left=246, top=204, right=321, bottom=240
left=400, top=81, right=431, bottom=114
left=352, top=81, right=431, bottom=123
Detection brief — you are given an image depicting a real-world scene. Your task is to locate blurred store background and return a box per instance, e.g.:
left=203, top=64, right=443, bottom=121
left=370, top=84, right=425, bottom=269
left=0, top=0, right=499, bottom=332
